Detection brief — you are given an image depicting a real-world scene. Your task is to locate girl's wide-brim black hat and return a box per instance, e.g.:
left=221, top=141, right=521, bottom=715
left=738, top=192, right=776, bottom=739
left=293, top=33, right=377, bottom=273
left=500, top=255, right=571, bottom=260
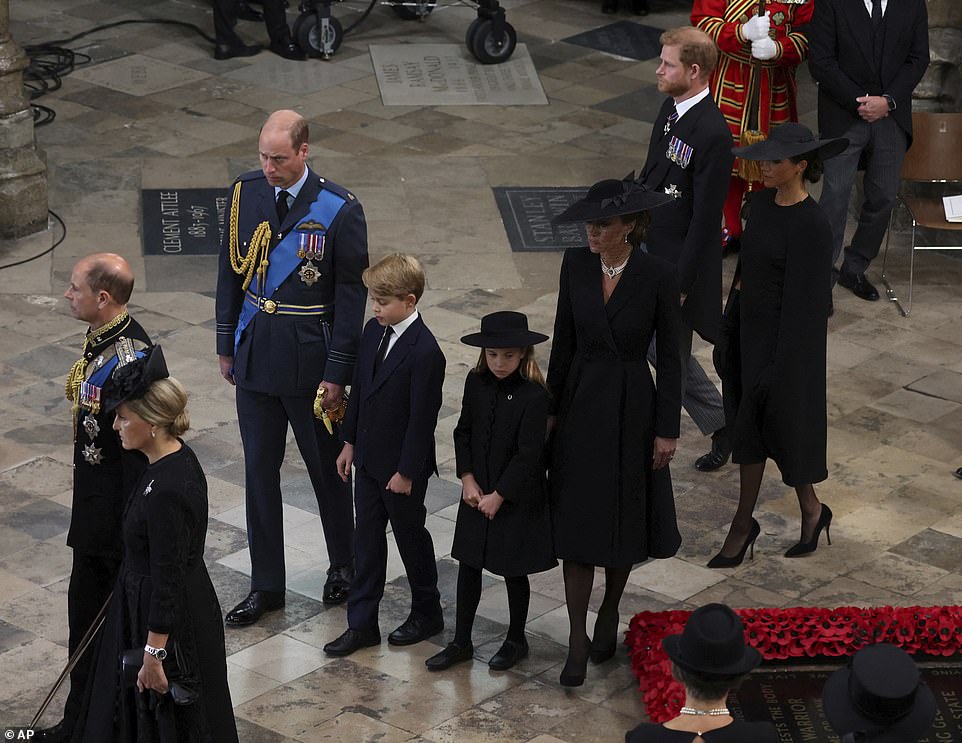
left=461, top=311, right=548, bottom=348
left=104, top=344, right=170, bottom=411
left=662, top=603, right=761, bottom=677
left=822, top=644, right=936, bottom=743
left=553, top=174, right=674, bottom=224
left=732, top=122, right=848, bottom=162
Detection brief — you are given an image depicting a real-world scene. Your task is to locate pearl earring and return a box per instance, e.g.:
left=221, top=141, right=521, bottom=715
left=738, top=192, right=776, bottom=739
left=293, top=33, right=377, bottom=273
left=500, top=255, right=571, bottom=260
left=150, top=429, right=156, bottom=438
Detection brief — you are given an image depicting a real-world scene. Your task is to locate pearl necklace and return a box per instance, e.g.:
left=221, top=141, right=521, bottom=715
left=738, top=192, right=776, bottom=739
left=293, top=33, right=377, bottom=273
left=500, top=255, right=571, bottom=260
left=600, top=254, right=630, bottom=279
left=679, top=706, right=730, bottom=716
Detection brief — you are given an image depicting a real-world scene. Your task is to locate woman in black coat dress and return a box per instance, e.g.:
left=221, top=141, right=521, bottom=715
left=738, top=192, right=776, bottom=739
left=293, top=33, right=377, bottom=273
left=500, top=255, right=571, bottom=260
left=72, top=347, right=238, bottom=743
left=707, top=124, right=847, bottom=568
left=548, top=178, right=683, bottom=687
left=425, top=312, right=555, bottom=672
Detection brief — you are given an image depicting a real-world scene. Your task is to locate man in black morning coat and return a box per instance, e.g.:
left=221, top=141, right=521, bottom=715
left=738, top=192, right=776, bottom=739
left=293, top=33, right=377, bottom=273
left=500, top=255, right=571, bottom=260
left=809, top=0, right=929, bottom=303
left=641, top=26, right=734, bottom=471
left=39, top=254, right=152, bottom=743
left=216, top=109, right=369, bottom=626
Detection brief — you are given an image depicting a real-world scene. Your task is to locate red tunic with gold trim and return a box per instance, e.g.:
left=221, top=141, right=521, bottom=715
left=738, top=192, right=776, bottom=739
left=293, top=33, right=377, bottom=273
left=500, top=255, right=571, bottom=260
left=693, top=0, right=812, bottom=145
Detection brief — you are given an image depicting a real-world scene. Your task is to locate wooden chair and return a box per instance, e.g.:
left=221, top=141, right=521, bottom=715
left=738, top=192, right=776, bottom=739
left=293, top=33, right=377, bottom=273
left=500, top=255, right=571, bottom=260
left=880, top=112, right=962, bottom=316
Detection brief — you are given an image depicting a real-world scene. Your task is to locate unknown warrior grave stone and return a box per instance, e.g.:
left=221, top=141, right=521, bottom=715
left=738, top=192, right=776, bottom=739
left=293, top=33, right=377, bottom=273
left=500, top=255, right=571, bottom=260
left=141, top=189, right=227, bottom=256
left=493, top=187, right=588, bottom=253
left=730, top=665, right=962, bottom=743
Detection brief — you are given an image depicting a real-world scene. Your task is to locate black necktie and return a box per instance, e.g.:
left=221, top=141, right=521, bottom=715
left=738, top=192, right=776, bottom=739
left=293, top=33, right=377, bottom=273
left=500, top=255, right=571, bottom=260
left=871, top=0, right=882, bottom=29
left=276, top=190, right=290, bottom=224
left=374, top=326, right=394, bottom=372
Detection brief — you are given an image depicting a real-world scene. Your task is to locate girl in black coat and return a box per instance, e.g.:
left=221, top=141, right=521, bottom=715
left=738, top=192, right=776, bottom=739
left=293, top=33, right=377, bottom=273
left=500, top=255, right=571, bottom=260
left=425, top=312, right=556, bottom=672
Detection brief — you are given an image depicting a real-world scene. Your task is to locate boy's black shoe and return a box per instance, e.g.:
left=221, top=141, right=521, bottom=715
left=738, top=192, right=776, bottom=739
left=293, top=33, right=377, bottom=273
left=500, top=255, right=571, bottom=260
left=388, top=614, right=444, bottom=646
left=324, top=627, right=381, bottom=657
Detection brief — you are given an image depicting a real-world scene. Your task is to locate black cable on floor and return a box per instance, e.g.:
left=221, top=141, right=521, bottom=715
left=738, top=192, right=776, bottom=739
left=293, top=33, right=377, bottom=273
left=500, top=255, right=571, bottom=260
left=0, top=211, right=67, bottom=271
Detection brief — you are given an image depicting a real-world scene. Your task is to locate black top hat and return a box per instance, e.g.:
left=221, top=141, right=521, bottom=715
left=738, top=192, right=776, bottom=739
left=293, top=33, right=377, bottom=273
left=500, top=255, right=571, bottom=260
left=663, top=604, right=761, bottom=677
left=732, top=123, right=848, bottom=162
left=822, top=644, right=936, bottom=743
left=553, top=173, right=674, bottom=224
left=105, top=345, right=170, bottom=411
left=460, top=311, right=548, bottom=348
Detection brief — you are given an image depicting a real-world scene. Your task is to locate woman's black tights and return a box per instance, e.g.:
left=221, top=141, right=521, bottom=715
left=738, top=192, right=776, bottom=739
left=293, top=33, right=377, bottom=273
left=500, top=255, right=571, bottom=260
left=453, top=563, right=530, bottom=646
left=562, top=560, right=631, bottom=675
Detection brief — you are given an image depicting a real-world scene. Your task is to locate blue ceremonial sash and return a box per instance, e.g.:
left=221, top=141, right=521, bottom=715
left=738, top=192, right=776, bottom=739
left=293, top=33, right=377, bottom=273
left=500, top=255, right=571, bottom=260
left=234, top=188, right=346, bottom=354
left=88, top=356, right=122, bottom=387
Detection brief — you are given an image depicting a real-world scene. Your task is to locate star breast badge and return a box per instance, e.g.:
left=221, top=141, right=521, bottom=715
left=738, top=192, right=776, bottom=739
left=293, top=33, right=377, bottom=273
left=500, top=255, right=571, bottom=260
left=82, top=443, right=103, bottom=465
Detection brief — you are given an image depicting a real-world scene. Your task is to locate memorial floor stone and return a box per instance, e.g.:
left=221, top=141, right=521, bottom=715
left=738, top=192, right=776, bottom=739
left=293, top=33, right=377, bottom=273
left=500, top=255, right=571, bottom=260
left=224, top=55, right=370, bottom=95
left=141, top=188, right=227, bottom=256
left=731, top=664, right=962, bottom=743
left=71, top=54, right=210, bottom=96
left=563, top=21, right=666, bottom=61
left=370, top=44, right=547, bottom=106
left=493, top=186, right=587, bottom=252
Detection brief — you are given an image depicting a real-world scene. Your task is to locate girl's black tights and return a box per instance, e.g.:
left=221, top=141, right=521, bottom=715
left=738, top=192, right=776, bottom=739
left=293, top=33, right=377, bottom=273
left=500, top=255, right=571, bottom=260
left=453, top=563, right=530, bottom=646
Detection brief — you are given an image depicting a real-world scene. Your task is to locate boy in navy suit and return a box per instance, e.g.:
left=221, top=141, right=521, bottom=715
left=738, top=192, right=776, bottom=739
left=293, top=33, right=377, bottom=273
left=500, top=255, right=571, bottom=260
left=325, top=254, right=447, bottom=657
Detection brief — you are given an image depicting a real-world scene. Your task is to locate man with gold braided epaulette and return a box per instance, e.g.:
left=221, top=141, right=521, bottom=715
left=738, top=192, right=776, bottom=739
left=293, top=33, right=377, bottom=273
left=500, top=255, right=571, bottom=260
left=38, top=254, right=152, bottom=743
left=215, top=109, right=369, bottom=627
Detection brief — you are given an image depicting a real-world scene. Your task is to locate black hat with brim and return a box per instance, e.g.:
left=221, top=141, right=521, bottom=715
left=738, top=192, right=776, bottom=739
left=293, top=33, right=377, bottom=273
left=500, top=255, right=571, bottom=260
left=461, top=311, right=549, bottom=348
left=553, top=174, right=674, bottom=224
left=105, top=344, right=170, bottom=411
left=732, top=122, right=848, bottom=162
left=662, top=603, right=761, bottom=677
left=822, top=644, right=936, bottom=743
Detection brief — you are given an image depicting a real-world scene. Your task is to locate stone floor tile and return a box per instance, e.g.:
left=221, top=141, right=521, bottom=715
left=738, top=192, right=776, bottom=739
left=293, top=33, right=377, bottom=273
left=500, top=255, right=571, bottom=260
left=229, top=633, right=334, bottom=683
left=626, top=557, right=726, bottom=601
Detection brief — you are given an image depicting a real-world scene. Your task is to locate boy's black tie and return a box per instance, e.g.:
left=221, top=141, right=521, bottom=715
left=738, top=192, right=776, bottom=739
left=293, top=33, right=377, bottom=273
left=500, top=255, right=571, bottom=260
left=374, top=326, right=394, bottom=372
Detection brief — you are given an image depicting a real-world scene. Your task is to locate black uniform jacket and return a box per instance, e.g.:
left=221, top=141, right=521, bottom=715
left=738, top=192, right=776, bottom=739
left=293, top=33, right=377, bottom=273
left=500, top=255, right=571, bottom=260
left=69, top=315, right=151, bottom=558
left=642, top=95, right=733, bottom=344
left=215, top=167, right=369, bottom=394
left=808, top=0, right=929, bottom=144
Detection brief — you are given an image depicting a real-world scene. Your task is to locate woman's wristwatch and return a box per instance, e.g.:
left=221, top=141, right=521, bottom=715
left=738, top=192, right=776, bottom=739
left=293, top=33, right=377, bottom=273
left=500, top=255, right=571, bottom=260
left=144, top=643, right=167, bottom=661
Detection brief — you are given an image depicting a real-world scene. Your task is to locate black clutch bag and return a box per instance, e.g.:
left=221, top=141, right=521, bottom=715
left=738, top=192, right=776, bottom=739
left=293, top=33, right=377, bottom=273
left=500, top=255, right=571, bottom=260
left=120, top=643, right=200, bottom=706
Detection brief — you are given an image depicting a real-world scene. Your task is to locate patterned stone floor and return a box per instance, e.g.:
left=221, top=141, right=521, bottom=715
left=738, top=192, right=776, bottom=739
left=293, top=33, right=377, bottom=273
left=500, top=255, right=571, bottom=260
left=2, top=0, right=962, bottom=740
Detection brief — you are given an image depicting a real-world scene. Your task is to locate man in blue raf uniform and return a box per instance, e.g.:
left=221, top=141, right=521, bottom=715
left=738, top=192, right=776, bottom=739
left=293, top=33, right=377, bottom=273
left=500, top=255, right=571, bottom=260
left=39, top=253, right=151, bottom=743
left=216, top=109, right=369, bottom=626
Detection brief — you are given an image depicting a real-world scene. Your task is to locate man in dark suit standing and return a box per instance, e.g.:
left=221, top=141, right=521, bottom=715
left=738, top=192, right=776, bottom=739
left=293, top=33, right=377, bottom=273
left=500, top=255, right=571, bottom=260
left=216, top=109, right=368, bottom=626
left=641, top=26, right=734, bottom=472
left=39, top=254, right=152, bottom=743
left=324, top=254, right=446, bottom=658
left=212, top=0, right=306, bottom=60
left=809, top=0, right=929, bottom=302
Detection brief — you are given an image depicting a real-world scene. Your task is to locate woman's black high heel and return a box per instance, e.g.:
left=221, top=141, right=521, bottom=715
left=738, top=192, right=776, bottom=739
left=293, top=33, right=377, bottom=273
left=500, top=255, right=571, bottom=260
left=707, top=518, right=760, bottom=568
left=784, top=504, right=832, bottom=557
left=560, top=635, right=590, bottom=687
left=589, top=611, right=618, bottom=664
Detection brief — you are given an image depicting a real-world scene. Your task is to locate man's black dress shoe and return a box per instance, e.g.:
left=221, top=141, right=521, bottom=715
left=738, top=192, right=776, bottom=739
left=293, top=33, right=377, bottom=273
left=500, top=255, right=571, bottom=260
left=323, top=563, right=353, bottom=605
left=214, top=42, right=262, bottom=60
left=270, top=40, right=307, bottom=60
left=37, top=720, right=72, bottom=742
left=489, top=638, right=528, bottom=670
left=954, top=466, right=962, bottom=481
left=236, top=0, right=264, bottom=21
left=601, top=0, right=618, bottom=13
left=425, top=642, right=474, bottom=670
left=694, top=427, right=732, bottom=472
left=323, top=627, right=381, bottom=657
left=838, top=271, right=879, bottom=301
left=225, top=590, right=285, bottom=626
left=388, top=614, right=444, bottom=646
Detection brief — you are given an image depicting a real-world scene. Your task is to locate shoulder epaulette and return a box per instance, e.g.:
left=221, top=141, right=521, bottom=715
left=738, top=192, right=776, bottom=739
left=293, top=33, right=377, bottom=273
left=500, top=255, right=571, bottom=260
left=317, top=177, right=356, bottom=203
left=235, top=169, right=265, bottom=184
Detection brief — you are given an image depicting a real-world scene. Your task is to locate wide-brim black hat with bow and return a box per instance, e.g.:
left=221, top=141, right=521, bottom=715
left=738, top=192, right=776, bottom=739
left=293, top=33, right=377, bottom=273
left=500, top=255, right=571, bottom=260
left=553, top=174, right=674, bottom=224
left=105, top=344, right=169, bottom=411
left=461, top=311, right=548, bottom=348
left=822, top=644, right=936, bottom=743
left=732, top=122, right=848, bottom=162
left=663, top=603, right=761, bottom=677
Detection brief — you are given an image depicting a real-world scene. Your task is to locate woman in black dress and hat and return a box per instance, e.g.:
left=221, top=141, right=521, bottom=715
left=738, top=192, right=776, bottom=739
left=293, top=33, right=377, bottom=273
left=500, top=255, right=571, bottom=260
left=72, top=346, right=238, bottom=743
left=822, top=643, right=936, bottom=743
left=707, top=124, right=847, bottom=568
left=548, top=176, right=683, bottom=687
left=626, top=603, right=776, bottom=742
